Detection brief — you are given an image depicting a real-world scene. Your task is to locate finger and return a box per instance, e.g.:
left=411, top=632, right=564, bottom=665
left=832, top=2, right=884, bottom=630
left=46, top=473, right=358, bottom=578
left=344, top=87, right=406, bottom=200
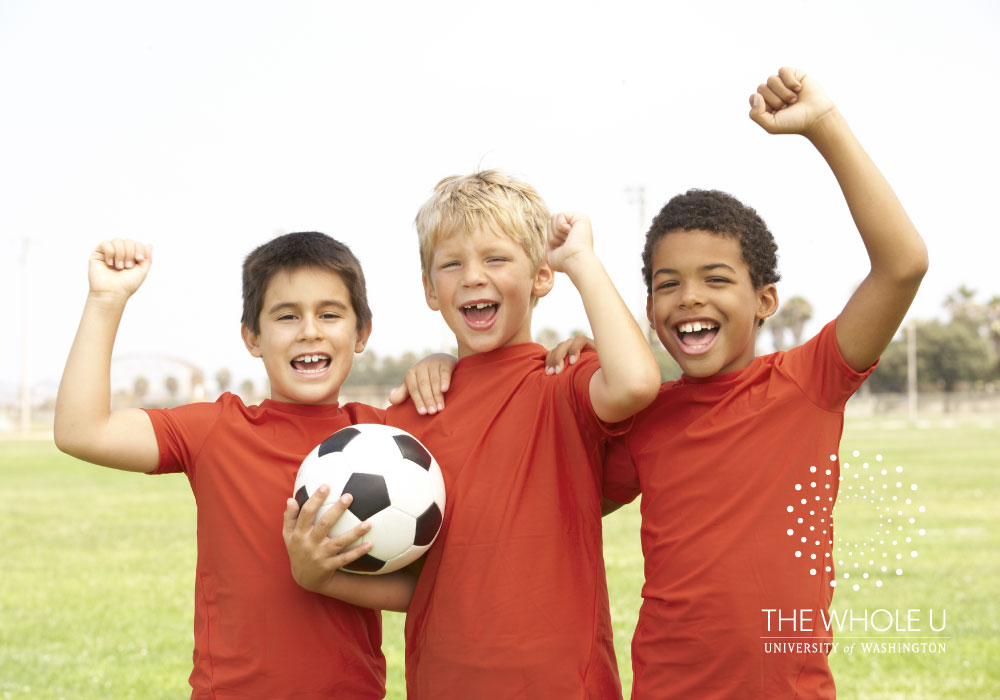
left=123, top=239, right=136, bottom=269
left=424, top=365, right=445, bottom=411
left=756, top=84, right=786, bottom=112
left=329, top=537, right=374, bottom=569
left=96, top=240, right=117, bottom=267
left=109, top=238, right=127, bottom=269
left=405, top=371, right=429, bottom=415
left=568, top=335, right=593, bottom=358
left=282, top=498, right=300, bottom=543
left=386, top=383, right=408, bottom=406
left=414, top=368, right=439, bottom=414
left=438, top=361, right=452, bottom=394
left=294, top=484, right=330, bottom=535
left=748, top=93, right=775, bottom=130
left=324, top=518, right=372, bottom=554
left=311, top=492, right=353, bottom=543
left=778, top=66, right=804, bottom=93
left=766, top=74, right=798, bottom=105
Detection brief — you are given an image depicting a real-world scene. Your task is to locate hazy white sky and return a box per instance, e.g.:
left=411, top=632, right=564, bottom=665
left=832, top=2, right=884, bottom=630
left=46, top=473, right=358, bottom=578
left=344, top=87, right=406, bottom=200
left=2, top=0, right=998, bottom=397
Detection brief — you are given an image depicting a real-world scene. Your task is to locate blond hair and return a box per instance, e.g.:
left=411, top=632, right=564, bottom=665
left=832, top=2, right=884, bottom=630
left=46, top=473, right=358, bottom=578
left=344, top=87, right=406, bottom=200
left=414, top=170, right=549, bottom=276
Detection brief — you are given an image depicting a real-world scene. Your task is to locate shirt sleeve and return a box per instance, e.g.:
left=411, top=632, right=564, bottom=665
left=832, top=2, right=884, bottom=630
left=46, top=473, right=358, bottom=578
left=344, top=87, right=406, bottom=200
left=562, top=349, right=633, bottom=438
left=142, top=397, right=227, bottom=476
left=601, top=435, right=641, bottom=505
left=775, top=317, right=878, bottom=412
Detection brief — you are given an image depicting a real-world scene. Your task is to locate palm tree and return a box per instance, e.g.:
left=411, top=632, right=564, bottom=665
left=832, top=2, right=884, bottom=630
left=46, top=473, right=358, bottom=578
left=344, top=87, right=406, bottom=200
left=133, top=376, right=149, bottom=405
left=778, top=296, right=814, bottom=347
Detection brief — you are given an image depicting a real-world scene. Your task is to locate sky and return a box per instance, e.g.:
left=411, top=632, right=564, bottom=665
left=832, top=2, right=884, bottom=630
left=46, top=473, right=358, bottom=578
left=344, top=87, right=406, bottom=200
left=2, top=0, right=998, bottom=401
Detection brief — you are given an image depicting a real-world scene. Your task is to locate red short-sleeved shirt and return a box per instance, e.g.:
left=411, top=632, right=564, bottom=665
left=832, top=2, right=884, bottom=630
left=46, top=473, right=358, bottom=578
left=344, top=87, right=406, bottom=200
left=605, top=319, right=875, bottom=700
left=144, top=394, right=386, bottom=700
left=384, top=344, right=626, bottom=700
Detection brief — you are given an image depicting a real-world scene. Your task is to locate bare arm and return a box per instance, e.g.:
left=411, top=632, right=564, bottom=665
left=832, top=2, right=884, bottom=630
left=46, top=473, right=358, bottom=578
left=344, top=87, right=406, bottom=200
left=54, top=240, right=160, bottom=472
left=750, top=68, right=928, bottom=371
left=282, top=487, right=418, bottom=612
left=547, top=213, right=661, bottom=422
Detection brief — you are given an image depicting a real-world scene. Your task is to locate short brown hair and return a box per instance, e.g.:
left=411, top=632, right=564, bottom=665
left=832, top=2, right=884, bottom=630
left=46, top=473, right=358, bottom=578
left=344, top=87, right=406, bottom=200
left=414, top=170, right=549, bottom=277
left=241, top=232, right=371, bottom=334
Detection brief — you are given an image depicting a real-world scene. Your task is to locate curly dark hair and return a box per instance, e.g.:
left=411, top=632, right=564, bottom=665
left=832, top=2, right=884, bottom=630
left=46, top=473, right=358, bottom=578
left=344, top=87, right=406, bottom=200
left=641, top=189, right=780, bottom=294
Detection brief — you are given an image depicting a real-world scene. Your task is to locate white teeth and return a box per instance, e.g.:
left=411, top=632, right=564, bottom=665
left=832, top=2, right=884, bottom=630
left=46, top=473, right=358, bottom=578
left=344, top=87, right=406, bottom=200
left=677, top=321, right=719, bottom=333
left=295, top=354, right=328, bottom=364
left=464, top=302, right=496, bottom=309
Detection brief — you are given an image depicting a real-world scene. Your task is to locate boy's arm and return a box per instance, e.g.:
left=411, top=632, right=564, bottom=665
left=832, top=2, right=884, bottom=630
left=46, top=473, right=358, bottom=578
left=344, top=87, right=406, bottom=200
left=54, top=240, right=160, bottom=472
left=282, top=487, right=417, bottom=612
left=548, top=213, right=661, bottom=423
left=750, top=67, right=928, bottom=371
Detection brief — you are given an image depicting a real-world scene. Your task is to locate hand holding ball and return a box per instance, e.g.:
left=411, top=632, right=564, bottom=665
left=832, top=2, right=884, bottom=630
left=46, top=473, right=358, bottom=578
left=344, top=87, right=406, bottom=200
left=293, top=424, right=445, bottom=575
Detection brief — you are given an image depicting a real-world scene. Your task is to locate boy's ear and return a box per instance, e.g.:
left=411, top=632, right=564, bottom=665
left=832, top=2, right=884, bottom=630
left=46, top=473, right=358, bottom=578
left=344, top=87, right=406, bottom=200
left=241, top=324, right=262, bottom=358
left=355, top=320, right=373, bottom=353
left=646, top=294, right=654, bottom=326
left=422, top=274, right=440, bottom=311
left=755, top=284, right=779, bottom=321
left=531, top=262, right=555, bottom=300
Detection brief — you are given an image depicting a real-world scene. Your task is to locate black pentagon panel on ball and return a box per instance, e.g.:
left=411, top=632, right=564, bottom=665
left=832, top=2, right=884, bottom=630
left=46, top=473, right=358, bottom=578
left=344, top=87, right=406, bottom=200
left=343, top=473, right=391, bottom=521
left=414, top=502, right=443, bottom=546
left=318, top=427, right=361, bottom=457
left=392, top=434, right=432, bottom=471
left=343, top=553, right=386, bottom=574
left=294, top=486, right=310, bottom=511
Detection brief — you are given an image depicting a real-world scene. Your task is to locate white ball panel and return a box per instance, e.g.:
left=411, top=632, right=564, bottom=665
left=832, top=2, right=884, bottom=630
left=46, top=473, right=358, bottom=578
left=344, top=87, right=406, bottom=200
left=365, top=507, right=416, bottom=561
left=381, top=459, right=434, bottom=518
left=382, top=543, right=430, bottom=574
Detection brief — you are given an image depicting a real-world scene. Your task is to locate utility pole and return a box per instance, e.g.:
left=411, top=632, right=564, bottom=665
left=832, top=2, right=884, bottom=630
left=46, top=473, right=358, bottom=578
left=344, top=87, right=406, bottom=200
left=625, top=185, right=649, bottom=341
left=20, top=239, right=30, bottom=433
left=907, top=320, right=917, bottom=424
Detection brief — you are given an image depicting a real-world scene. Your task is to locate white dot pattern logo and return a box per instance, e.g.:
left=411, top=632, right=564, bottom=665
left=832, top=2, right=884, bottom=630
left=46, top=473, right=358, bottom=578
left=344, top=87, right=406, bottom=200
left=785, top=449, right=925, bottom=591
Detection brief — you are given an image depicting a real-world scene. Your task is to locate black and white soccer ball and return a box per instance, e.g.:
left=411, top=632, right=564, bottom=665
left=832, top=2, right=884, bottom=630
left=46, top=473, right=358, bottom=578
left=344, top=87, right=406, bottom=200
left=293, top=424, right=445, bottom=575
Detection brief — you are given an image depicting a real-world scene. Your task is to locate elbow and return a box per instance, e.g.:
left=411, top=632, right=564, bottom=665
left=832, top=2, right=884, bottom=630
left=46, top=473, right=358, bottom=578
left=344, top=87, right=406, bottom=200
left=894, top=237, right=929, bottom=286
left=608, top=372, right=661, bottom=420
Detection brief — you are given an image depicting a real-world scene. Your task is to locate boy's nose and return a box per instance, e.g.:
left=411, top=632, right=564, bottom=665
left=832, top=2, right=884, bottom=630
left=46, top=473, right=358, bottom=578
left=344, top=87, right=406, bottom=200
left=299, top=315, right=323, bottom=340
left=461, top=262, right=488, bottom=287
left=679, top=286, right=705, bottom=308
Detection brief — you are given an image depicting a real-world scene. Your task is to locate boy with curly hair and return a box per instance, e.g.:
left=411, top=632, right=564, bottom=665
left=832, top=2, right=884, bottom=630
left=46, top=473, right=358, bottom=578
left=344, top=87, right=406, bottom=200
left=596, top=67, right=928, bottom=698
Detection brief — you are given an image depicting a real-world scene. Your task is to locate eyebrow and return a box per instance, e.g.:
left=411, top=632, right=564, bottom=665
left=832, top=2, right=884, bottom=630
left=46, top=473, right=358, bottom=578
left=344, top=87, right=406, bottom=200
left=267, top=300, right=349, bottom=314
left=653, top=263, right=738, bottom=277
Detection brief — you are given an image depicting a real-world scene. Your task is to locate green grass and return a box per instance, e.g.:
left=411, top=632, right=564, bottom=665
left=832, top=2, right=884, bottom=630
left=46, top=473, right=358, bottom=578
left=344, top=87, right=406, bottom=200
left=1, top=416, right=997, bottom=698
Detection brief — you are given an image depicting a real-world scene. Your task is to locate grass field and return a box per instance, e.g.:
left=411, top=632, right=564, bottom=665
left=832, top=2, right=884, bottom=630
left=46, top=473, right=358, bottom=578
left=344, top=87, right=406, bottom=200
left=1, top=416, right=997, bottom=699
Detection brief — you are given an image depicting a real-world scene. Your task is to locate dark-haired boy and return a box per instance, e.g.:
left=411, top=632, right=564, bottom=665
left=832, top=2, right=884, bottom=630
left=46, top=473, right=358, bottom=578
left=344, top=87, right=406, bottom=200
left=599, top=68, right=928, bottom=699
left=54, top=232, right=446, bottom=699
left=285, top=170, right=662, bottom=699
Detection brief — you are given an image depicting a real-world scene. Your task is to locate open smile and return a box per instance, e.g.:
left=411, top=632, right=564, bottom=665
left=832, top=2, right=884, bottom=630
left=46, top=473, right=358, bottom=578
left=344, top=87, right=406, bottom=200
left=460, top=301, right=499, bottom=330
left=672, top=319, right=720, bottom=355
left=290, top=353, right=331, bottom=375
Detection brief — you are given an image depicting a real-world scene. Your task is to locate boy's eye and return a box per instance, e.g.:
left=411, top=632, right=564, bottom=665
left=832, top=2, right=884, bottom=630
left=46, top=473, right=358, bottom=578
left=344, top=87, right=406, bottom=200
left=320, top=312, right=342, bottom=320
left=707, top=277, right=731, bottom=284
left=656, top=281, right=678, bottom=291
left=440, top=261, right=459, bottom=270
left=277, top=314, right=297, bottom=321
left=487, top=256, right=507, bottom=263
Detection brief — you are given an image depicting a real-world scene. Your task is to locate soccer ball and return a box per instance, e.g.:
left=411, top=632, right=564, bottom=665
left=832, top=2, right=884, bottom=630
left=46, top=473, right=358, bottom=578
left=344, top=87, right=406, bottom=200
left=293, top=423, right=445, bottom=575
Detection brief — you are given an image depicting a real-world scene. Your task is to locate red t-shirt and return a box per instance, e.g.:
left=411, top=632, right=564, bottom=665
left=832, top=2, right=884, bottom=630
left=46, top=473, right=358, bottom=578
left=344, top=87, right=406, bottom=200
left=144, top=394, right=386, bottom=700
left=385, top=344, right=626, bottom=700
left=604, top=319, right=875, bottom=700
